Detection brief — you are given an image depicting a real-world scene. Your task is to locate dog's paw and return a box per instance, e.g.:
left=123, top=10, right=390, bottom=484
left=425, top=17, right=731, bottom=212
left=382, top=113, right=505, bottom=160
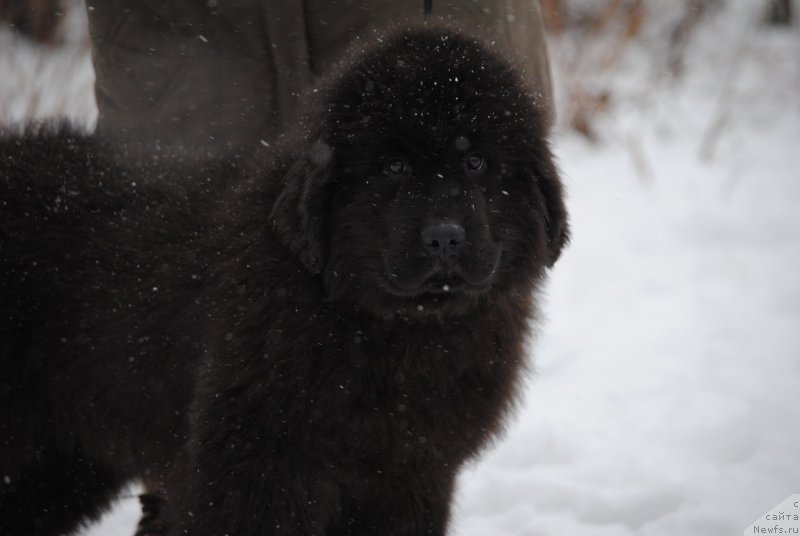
left=135, top=493, right=167, bottom=535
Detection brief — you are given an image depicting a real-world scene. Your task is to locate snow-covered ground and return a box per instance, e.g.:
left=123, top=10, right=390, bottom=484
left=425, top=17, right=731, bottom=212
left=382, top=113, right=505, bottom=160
left=1, top=3, right=798, bottom=535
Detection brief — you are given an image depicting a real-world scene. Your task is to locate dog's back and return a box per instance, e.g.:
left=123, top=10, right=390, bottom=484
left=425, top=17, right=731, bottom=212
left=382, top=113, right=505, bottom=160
left=1, top=126, right=100, bottom=376
left=0, top=126, right=208, bottom=534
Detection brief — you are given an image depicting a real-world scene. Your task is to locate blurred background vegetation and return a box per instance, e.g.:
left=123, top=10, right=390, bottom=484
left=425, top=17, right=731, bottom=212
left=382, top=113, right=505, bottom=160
left=541, top=0, right=793, bottom=139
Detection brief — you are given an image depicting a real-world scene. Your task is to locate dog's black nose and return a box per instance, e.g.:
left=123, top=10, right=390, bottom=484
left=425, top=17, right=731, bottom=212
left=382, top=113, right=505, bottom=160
left=422, top=222, right=465, bottom=259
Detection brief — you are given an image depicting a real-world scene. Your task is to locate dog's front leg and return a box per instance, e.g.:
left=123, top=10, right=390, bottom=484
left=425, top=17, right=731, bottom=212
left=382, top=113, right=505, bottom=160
left=166, top=396, right=342, bottom=536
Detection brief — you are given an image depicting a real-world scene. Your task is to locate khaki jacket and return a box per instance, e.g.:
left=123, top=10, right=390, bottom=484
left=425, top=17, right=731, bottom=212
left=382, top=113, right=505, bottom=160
left=86, top=0, right=552, bottom=157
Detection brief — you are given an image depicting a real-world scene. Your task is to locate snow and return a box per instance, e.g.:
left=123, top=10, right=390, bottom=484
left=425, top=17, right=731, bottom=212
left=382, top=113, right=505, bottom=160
left=0, top=2, right=96, bottom=128
left=453, top=5, right=800, bottom=535
left=1, top=2, right=798, bottom=535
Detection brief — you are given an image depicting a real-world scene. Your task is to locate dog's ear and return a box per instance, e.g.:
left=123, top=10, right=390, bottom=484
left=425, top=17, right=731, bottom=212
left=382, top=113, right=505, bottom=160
left=270, top=139, right=335, bottom=274
left=540, top=173, right=569, bottom=267
left=531, top=153, right=570, bottom=268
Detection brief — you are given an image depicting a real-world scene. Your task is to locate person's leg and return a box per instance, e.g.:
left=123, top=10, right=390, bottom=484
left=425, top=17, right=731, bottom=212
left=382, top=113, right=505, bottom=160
left=85, top=0, right=313, bottom=158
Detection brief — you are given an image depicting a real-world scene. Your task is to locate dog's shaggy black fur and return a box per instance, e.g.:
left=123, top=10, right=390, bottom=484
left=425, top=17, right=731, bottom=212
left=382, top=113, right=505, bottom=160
left=0, top=29, right=568, bottom=536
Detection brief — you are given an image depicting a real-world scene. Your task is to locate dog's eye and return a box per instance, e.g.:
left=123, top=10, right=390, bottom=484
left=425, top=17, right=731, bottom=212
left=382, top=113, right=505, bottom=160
left=385, top=158, right=409, bottom=176
left=465, top=153, right=486, bottom=172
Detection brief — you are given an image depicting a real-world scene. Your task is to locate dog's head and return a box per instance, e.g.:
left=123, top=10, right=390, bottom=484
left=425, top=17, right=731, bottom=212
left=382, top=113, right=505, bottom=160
left=271, top=29, right=568, bottom=319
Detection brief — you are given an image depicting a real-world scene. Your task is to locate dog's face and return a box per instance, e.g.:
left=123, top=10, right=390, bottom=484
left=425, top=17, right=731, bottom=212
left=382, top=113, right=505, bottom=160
left=272, top=30, right=568, bottom=319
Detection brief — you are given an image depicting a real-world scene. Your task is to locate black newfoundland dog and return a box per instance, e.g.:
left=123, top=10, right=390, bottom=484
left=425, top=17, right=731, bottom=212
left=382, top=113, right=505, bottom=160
left=0, top=29, right=568, bottom=536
